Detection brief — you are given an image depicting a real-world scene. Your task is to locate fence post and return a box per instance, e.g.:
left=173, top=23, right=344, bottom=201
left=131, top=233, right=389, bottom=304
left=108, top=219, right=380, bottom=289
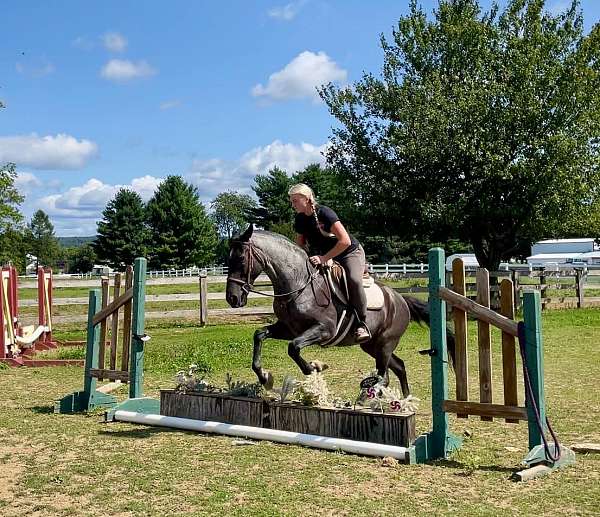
left=522, top=291, right=545, bottom=450
left=199, top=273, right=208, bottom=327
left=539, top=271, right=547, bottom=310
left=129, top=258, right=147, bottom=400
left=414, top=248, right=461, bottom=462
left=575, top=270, right=585, bottom=309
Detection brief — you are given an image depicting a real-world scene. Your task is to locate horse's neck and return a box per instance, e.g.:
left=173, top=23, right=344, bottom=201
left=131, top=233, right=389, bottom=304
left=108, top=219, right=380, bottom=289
left=253, top=236, right=311, bottom=294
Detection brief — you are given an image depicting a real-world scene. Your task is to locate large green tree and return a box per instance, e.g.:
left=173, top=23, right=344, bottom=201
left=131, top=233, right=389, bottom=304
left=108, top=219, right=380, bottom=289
left=210, top=191, right=257, bottom=239
left=146, top=176, right=217, bottom=269
left=249, top=167, right=295, bottom=230
left=63, top=244, right=97, bottom=273
left=94, top=188, right=149, bottom=269
left=0, top=163, right=27, bottom=271
left=27, top=209, right=60, bottom=268
left=320, top=0, right=600, bottom=270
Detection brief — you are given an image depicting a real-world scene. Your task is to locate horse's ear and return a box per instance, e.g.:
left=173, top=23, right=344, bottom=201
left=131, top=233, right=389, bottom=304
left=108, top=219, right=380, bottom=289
left=239, top=223, right=254, bottom=242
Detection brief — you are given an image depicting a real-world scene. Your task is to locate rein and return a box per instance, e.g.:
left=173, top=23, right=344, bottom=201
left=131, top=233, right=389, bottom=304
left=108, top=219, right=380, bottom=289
left=227, top=241, right=322, bottom=299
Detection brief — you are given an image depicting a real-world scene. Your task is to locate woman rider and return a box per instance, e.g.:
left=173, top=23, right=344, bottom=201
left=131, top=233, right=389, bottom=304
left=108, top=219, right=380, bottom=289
left=288, top=183, right=370, bottom=342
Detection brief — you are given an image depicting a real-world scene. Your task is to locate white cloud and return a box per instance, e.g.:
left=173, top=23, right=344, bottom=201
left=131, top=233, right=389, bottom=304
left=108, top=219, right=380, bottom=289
left=102, top=32, right=128, bottom=52
left=15, top=172, right=42, bottom=195
left=159, top=99, right=182, bottom=110
left=252, top=51, right=347, bottom=102
left=268, top=1, right=306, bottom=21
left=187, top=139, right=327, bottom=203
left=25, top=139, right=327, bottom=235
left=0, top=133, right=98, bottom=170
left=34, top=175, right=164, bottom=235
left=100, top=59, right=157, bottom=82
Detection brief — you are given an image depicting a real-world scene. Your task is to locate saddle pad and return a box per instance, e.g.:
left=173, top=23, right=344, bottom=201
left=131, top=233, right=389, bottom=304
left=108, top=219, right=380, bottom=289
left=364, top=280, right=384, bottom=310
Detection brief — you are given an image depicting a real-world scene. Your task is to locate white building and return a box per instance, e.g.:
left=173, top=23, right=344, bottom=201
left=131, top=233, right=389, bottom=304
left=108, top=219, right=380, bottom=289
left=527, top=238, right=599, bottom=266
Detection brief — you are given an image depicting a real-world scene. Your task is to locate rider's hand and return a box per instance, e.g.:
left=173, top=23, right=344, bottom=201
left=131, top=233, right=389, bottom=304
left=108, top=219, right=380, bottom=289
left=309, top=255, right=325, bottom=266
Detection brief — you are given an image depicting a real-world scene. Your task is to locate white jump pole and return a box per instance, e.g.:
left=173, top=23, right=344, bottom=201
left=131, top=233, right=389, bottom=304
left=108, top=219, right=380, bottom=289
left=114, top=410, right=411, bottom=461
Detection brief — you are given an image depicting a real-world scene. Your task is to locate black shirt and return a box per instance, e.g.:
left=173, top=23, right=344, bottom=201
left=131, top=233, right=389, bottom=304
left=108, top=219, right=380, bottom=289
left=294, top=205, right=359, bottom=260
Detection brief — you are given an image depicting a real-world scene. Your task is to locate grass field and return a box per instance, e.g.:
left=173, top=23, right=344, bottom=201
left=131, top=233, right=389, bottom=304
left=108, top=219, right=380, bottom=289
left=0, top=308, right=599, bottom=516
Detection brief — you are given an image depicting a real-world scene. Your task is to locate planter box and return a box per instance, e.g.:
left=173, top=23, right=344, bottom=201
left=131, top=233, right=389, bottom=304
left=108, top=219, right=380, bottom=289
left=160, top=390, right=415, bottom=448
left=269, top=402, right=415, bottom=447
left=160, top=390, right=267, bottom=427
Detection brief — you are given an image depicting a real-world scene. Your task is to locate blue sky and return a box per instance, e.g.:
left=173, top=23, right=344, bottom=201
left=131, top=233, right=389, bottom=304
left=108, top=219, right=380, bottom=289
left=1, top=1, right=599, bottom=235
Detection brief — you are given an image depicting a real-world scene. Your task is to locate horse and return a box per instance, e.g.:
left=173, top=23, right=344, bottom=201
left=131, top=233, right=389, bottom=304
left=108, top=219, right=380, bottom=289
left=225, top=225, right=455, bottom=395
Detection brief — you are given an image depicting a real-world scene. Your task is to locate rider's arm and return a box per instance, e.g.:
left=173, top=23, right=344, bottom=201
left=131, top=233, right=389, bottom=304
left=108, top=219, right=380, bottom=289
left=322, top=221, right=351, bottom=262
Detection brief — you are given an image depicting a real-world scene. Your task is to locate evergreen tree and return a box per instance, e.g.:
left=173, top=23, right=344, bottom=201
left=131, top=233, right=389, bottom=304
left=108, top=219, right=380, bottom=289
left=27, top=209, right=60, bottom=268
left=146, top=176, right=217, bottom=269
left=249, top=167, right=294, bottom=230
left=94, top=188, right=149, bottom=269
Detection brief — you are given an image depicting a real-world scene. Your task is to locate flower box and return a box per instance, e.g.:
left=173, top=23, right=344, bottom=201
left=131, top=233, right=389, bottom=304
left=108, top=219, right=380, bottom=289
left=160, top=390, right=267, bottom=428
left=160, top=390, right=416, bottom=448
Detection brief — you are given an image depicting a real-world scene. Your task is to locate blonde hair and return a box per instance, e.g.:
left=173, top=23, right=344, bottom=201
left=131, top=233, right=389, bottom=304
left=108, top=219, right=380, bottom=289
left=288, top=183, right=334, bottom=239
left=288, top=183, right=316, bottom=203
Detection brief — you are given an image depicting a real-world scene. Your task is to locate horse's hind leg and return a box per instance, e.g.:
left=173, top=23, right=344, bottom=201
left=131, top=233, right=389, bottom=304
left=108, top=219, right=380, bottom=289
left=253, top=320, right=292, bottom=389
left=389, top=353, right=410, bottom=398
left=359, top=340, right=393, bottom=387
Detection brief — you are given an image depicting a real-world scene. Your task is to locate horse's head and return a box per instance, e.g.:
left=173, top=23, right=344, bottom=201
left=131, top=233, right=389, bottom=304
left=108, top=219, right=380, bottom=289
left=226, top=224, right=262, bottom=308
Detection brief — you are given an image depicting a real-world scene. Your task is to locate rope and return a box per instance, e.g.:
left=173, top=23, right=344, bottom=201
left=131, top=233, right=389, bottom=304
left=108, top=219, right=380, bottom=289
left=517, top=321, right=561, bottom=463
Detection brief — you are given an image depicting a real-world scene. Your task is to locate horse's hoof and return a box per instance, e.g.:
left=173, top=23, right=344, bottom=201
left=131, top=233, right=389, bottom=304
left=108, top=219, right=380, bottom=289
left=263, top=370, right=274, bottom=390
left=310, top=360, right=329, bottom=372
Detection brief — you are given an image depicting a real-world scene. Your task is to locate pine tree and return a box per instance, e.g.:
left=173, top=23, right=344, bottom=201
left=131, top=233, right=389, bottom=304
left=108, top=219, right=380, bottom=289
left=146, top=176, right=217, bottom=269
left=94, top=188, right=149, bottom=269
left=27, top=210, right=60, bottom=268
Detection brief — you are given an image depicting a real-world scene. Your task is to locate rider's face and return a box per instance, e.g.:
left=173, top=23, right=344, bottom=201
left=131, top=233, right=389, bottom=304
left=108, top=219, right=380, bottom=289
left=290, top=194, right=311, bottom=214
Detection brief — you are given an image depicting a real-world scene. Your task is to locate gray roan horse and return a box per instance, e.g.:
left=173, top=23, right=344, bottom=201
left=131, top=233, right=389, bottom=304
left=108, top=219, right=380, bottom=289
left=225, top=225, right=455, bottom=396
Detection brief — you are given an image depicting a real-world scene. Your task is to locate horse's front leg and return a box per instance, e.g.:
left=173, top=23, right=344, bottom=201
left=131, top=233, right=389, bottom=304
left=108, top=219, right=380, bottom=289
left=288, top=323, right=334, bottom=376
left=253, top=320, right=292, bottom=389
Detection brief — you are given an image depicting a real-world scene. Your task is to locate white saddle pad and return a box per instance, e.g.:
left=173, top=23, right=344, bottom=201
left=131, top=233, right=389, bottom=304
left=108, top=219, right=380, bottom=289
left=363, top=277, right=384, bottom=310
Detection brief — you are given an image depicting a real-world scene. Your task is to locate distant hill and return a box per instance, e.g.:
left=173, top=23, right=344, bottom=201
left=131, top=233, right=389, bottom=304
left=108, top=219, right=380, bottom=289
left=58, top=236, right=96, bottom=247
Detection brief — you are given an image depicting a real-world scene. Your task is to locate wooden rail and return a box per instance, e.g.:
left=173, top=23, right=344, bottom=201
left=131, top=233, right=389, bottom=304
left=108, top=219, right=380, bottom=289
left=439, top=287, right=519, bottom=336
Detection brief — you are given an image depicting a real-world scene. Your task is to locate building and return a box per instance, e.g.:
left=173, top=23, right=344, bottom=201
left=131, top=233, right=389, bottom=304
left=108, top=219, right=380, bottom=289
left=527, top=238, right=599, bottom=266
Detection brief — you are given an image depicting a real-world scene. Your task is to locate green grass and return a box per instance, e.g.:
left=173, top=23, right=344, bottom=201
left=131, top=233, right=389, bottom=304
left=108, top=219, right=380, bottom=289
left=0, top=308, right=598, bottom=515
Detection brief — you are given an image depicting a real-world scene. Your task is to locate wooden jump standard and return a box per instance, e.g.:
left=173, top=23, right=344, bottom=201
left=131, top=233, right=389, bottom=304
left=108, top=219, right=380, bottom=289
left=55, top=258, right=158, bottom=415
left=414, top=248, right=574, bottom=480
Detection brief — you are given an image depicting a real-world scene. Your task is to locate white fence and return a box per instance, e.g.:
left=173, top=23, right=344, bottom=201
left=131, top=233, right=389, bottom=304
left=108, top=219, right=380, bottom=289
left=38, top=261, right=600, bottom=280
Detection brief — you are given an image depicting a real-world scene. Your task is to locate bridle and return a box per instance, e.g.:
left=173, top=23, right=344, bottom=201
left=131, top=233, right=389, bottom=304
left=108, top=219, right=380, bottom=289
left=227, top=240, right=322, bottom=299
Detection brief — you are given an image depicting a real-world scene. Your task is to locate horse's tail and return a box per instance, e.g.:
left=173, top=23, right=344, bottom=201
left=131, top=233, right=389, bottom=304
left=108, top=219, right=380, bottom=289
left=403, top=295, right=455, bottom=367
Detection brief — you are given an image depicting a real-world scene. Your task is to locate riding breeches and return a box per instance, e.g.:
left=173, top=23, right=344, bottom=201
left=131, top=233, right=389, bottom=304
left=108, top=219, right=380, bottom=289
left=336, top=245, right=367, bottom=323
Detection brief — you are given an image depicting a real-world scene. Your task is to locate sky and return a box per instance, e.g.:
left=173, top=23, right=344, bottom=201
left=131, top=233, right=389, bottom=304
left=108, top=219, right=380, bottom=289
left=1, top=1, right=599, bottom=236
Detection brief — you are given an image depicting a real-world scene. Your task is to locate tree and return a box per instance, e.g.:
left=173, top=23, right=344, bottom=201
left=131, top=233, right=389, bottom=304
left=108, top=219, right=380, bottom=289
left=320, top=0, right=600, bottom=270
left=248, top=167, right=294, bottom=230
left=63, top=244, right=97, bottom=273
left=27, top=210, right=60, bottom=268
left=146, top=176, right=217, bottom=269
left=210, top=191, right=257, bottom=239
left=94, top=188, right=149, bottom=269
left=0, top=163, right=26, bottom=270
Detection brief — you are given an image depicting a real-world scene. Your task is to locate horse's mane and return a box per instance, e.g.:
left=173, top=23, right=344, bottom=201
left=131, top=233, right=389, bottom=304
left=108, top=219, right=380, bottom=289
left=251, top=230, right=307, bottom=256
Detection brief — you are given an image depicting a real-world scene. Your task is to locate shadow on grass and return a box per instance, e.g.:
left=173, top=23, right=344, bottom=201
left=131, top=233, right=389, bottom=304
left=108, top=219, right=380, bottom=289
left=98, top=427, right=181, bottom=439
left=438, top=458, right=518, bottom=476
left=30, top=405, right=54, bottom=414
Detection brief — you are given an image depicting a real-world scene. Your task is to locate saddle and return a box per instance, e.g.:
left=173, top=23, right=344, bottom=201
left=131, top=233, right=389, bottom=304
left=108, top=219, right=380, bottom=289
left=325, top=262, right=384, bottom=311
left=318, top=261, right=384, bottom=347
